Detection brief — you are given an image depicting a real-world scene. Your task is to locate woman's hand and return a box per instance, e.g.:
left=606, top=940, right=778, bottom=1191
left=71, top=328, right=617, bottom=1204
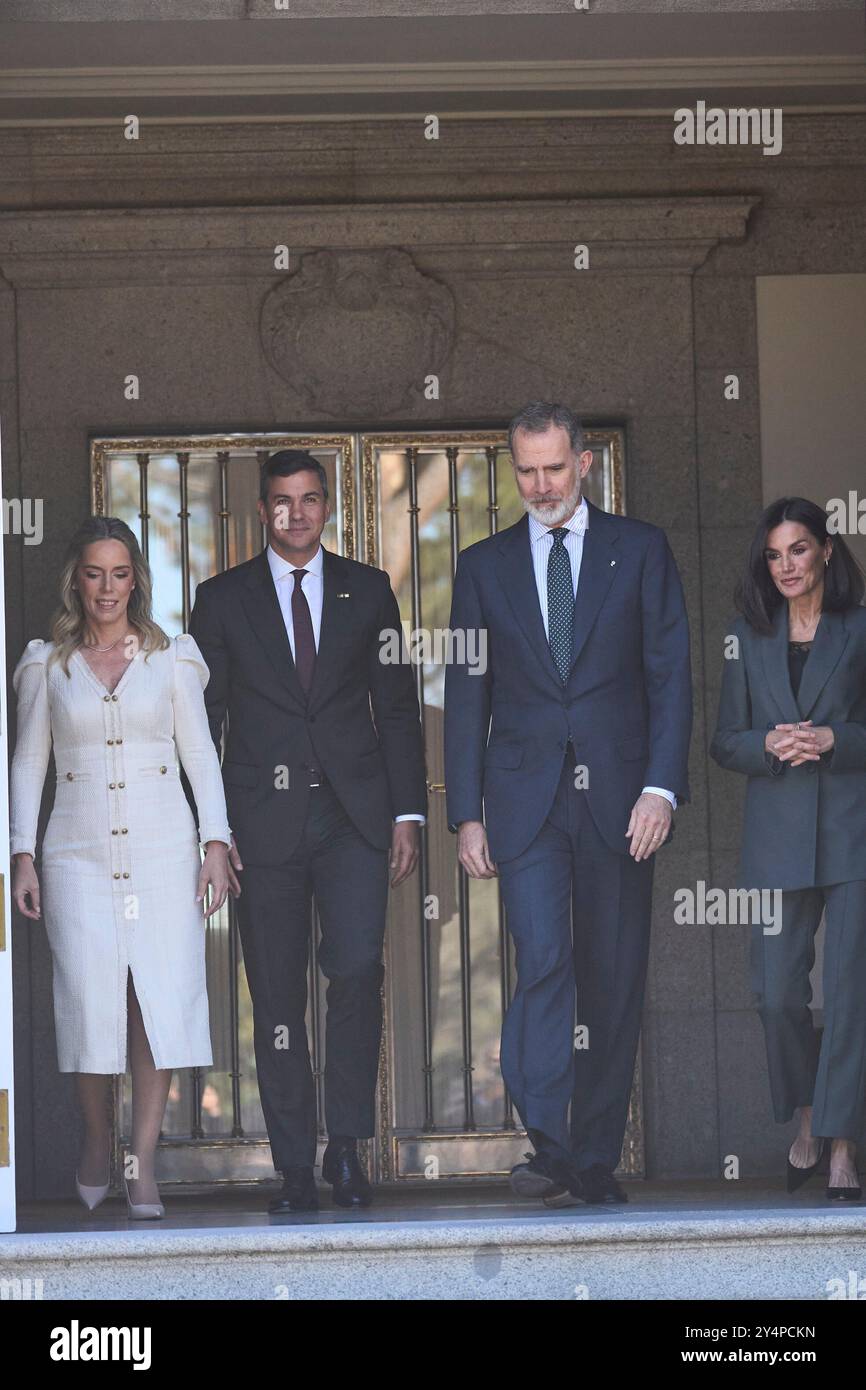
left=768, top=721, right=835, bottom=766
left=765, top=727, right=794, bottom=758
left=12, top=852, right=41, bottom=920
left=196, top=841, right=230, bottom=917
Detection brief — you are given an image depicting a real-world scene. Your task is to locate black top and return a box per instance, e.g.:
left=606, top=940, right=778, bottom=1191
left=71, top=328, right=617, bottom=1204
left=788, top=639, right=813, bottom=698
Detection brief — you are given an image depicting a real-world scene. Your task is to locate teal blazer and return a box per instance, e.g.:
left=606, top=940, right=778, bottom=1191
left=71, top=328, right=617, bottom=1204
left=711, top=604, right=866, bottom=890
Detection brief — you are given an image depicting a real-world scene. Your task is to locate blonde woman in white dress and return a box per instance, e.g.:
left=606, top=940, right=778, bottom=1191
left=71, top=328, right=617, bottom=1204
left=10, top=517, right=233, bottom=1219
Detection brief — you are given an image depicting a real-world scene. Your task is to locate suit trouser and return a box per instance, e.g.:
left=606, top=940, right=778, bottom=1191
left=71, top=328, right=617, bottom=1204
left=235, top=780, right=390, bottom=1170
left=497, top=750, right=654, bottom=1172
left=751, top=880, right=866, bottom=1138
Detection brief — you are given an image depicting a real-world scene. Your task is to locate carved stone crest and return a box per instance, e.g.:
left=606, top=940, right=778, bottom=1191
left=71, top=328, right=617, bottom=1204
left=260, top=249, right=455, bottom=416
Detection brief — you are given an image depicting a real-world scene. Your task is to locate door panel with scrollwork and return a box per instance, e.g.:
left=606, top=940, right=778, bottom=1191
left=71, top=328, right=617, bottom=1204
left=91, top=427, right=641, bottom=1186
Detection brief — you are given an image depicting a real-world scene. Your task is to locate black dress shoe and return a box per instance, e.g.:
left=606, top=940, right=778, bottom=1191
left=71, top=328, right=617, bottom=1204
left=268, top=1166, right=319, bottom=1214
left=575, top=1163, right=628, bottom=1204
left=786, top=1138, right=827, bottom=1193
left=322, top=1139, right=373, bottom=1208
left=509, top=1149, right=571, bottom=1199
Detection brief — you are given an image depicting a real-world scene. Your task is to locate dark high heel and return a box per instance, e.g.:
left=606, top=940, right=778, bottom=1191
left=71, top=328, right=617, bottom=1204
left=825, top=1143, right=862, bottom=1200
left=826, top=1154, right=862, bottom=1202
left=786, top=1137, right=827, bottom=1193
left=826, top=1183, right=862, bottom=1202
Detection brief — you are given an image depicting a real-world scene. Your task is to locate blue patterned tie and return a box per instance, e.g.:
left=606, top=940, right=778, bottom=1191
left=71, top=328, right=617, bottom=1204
left=547, top=528, right=574, bottom=683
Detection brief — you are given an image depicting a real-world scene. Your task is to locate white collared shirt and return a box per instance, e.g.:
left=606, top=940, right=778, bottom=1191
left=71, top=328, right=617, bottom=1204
left=528, top=499, right=676, bottom=810
left=266, top=543, right=424, bottom=826
left=528, top=496, right=588, bottom=637
left=267, top=542, right=324, bottom=658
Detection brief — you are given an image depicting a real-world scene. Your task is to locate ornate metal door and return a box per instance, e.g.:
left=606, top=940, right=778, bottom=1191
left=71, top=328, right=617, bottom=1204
left=91, top=427, right=642, bottom=1187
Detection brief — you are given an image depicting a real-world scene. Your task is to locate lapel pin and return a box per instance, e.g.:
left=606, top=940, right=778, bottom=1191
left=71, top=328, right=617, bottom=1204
left=610, top=560, right=616, bottom=567
left=337, top=592, right=350, bottom=598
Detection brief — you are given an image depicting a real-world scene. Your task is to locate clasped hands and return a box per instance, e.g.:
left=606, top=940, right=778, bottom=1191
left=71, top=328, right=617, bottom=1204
left=765, top=720, right=834, bottom=767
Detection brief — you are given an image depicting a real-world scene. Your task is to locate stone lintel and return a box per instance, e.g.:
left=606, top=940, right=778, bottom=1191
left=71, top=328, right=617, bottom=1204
left=0, top=195, right=760, bottom=286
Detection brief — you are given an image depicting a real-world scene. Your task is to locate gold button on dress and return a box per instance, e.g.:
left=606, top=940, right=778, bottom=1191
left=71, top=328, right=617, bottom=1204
left=10, top=634, right=232, bottom=1074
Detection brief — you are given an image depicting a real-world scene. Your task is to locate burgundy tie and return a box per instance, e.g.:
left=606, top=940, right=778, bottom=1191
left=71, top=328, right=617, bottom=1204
left=291, top=569, right=316, bottom=695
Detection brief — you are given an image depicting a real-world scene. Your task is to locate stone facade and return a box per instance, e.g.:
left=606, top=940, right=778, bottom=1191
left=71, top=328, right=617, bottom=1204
left=2, top=110, right=865, bottom=1195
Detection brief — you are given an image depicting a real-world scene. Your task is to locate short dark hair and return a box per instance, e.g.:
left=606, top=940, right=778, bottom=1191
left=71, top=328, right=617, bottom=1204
left=259, top=449, right=329, bottom=505
left=507, top=401, right=584, bottom=458
left=735, top=495, right=865, bottom=633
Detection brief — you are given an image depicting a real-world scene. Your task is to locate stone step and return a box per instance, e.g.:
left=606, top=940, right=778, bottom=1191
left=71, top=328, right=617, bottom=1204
left=4, top=1200, right=866, bottom=1300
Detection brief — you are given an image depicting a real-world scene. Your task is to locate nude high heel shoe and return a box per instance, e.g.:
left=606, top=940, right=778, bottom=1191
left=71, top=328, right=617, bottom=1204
left=123, top=1175, right=165, bottom=1220
left=75, top=1143, right=111, bottom=1212
left=75, top=1173, right=111, bottom=1212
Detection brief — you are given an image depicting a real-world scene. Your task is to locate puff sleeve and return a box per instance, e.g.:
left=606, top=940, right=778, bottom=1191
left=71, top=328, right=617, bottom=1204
left=171, top=634, right=232, bottom=847
left=10, top=639, right=53, bottom=857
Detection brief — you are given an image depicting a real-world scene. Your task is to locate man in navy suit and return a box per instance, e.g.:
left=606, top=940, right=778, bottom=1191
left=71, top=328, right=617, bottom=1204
left=444, top=402, right=692, bottom=1205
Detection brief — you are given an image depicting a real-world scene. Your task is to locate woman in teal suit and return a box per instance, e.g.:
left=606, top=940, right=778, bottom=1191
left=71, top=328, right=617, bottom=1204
left=711, top=497, right=866, bottom=1201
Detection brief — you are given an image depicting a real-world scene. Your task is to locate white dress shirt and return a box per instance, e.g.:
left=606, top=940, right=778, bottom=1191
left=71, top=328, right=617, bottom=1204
left=267, top=544, right=425, bottom=826
left=527, top=500, right=676, bottom=810
left=267, top=541, right=324, bottom=659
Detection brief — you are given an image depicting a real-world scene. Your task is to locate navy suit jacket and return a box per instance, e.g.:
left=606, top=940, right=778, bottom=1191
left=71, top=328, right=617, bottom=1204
left=444, top=502, right=692, bottom=862
left=710, top=603, right=866, bottom=890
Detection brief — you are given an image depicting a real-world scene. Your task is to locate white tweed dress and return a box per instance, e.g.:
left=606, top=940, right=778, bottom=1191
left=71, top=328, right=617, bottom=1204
left=10, top=633, right=232, bottom=1074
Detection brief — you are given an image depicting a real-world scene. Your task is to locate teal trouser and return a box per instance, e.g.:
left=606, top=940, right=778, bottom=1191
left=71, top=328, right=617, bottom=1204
left=750, top=880, right=866, bottom=1138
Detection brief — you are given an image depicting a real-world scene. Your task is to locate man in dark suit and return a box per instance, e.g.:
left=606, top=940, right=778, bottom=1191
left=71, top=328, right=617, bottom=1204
left=189, top=450, right=427, bottom=1212
left=444, top=402, right=692, bottom=1205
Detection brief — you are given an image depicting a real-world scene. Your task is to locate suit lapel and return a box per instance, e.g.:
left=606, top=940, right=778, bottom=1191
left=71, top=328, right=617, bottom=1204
left=568, top=501, right=620, bottom=675
left=306, top=548, right=355, bottom=710
left=496, top=514, right=562, bottom=687
left=239, top=546, right=369, bottom=712
left=495, top=501, right=621, bottom=687
left=761, top=603, right=800, bottom=724
left=796, top=608, right=849, bottom=718
left=240, top=548, right=307, bottom=708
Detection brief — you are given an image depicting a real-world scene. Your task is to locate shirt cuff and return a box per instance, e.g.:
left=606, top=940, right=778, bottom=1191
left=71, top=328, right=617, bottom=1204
left=642, top=786, right=677, bottom=810
left=200, top=827, right=233, bottom=847
left=395, top=814, right=426, bottom=825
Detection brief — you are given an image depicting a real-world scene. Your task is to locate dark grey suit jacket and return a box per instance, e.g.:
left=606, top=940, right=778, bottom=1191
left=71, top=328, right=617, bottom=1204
left=710, top=603, right=866, bottom=890
left=186, top=547, right=427, bottom=866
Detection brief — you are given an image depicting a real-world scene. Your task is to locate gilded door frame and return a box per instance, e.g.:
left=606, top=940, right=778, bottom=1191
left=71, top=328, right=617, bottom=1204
left=359, top=428, right=641, bottom=1184
left=90, top=432, right=359, bottom=1188
left=91, top=433, right=360, bottom=560
left=89, top=426, right=642, bottom=1187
